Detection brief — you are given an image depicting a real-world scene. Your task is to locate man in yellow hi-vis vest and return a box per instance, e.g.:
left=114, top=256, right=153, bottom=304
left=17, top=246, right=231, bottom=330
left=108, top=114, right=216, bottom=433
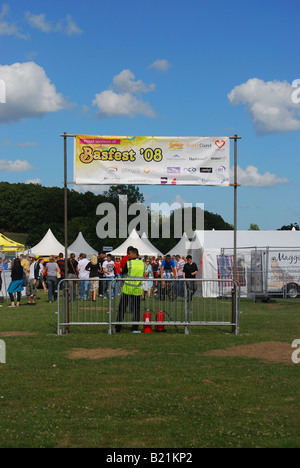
left=115, top=248, right=146, bottom=333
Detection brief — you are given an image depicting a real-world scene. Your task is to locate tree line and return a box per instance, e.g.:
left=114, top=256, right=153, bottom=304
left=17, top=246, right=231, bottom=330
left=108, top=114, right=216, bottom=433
left=0, top=182, right=233, bottom=253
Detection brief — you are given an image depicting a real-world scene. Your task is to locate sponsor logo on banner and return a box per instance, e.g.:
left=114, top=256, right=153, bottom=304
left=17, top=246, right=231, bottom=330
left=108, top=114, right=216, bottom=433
left=121, top=168, right=140, bottom=174
left=189, top=157, right=206, bottom=161
left=144, top=167, right=161, bottom=173
left=217, top=166, right=226, bottom=174
left=200, top=168, right=213, bottom=173
left=215, top=139, right=226, bottom=149
left=169, top=140, right=184, bottom=150
left=161, top=177, right=168, bottom=184
left=184, top=167, right=196, bottom=173
left=187, top=143, right=212, bottom=148
left=167, top=167, right=181, bottom=174
left=166, top=154, right=185, bottom=161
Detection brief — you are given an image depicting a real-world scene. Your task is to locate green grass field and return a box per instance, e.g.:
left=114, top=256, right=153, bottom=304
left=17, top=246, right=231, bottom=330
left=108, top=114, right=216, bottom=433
left=0, top=292, right=299, bottom=448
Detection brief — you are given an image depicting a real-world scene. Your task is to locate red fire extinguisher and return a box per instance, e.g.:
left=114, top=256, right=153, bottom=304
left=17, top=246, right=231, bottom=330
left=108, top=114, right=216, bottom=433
left=156, top=309, right=165, bottom=332
left=143, top=311, right=152, bottom=333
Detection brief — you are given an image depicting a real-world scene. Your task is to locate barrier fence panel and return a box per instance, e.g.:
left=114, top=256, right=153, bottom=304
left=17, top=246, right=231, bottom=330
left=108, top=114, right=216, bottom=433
left=57, top=278, right=240, bottom=336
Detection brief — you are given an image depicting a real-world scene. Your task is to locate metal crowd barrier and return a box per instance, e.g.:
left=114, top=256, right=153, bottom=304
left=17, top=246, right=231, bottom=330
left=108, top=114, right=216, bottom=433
left=57, top=278, right=240, bottom=336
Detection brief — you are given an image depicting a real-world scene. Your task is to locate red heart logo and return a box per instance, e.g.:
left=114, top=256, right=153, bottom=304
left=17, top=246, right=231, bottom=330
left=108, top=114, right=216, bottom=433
left=215, top=140, right=225, bottom=149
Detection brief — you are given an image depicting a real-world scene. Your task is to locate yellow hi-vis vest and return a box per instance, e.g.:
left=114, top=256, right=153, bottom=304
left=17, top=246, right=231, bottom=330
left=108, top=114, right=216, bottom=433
left=122, top=259, right=146, bottom=296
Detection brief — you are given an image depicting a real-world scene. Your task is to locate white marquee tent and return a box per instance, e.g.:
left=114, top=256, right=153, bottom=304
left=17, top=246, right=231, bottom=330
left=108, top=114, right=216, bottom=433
left=141, top=233, right=164, bottom=257
left=68, top=232, right=97, bottom=257
left=166, top=232, right=191, bottom=257
left=188, top=230, right=300, bottom=297
left=110, top=229, right=162, bottom=257
left=28, top=229, right=65, bottom=257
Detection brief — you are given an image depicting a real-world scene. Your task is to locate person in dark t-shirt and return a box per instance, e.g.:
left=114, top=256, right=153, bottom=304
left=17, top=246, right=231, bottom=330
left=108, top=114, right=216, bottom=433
left=183, top=255, right=198, bottom=300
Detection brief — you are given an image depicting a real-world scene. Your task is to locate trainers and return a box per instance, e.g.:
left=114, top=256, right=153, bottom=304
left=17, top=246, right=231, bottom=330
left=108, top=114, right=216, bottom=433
left=131, top=330, right=141, bottom=334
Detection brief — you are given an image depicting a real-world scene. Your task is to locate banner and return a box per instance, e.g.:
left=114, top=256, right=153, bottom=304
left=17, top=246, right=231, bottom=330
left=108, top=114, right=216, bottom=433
left=74, top=135, right=230, bottom=186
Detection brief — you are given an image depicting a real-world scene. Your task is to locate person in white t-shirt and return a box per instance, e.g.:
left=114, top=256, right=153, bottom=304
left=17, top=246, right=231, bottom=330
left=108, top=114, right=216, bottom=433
left=102, top=254, right=115, bottom=299
left=77, top=253, right=90, bottom=300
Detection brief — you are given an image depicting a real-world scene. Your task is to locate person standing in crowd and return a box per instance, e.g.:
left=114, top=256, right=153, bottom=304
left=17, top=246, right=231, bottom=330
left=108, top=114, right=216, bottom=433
left=21, top=253, right=30, bottom=278
left=45, top=256, right=61, bottom=303
left=120, top=246, right=134, bottom=275
left=67, top=253, right=78, bottom=302
left=142, top=258, right=153, bottom=300
left=176, top=254, right=186, bottom=297
left=38, top=258, right=47, bottom=292
left=114, top=256, right=122, bottom=296
left=102, top=254, right=115, bottom=299
left=26, top=255, right=40, bottom=305
left=7, top=257, right=24, bottom=307
left=115, top=248, right=146, bottom=333
left=97, top=252, right=104, bottom=298
left=56, top=252, right=65, bottom=280
left=85, top=254, right=100, bottom=301
left=77, top=253, right=90, bottom=300
left=183, top=255, right=198, bottom=301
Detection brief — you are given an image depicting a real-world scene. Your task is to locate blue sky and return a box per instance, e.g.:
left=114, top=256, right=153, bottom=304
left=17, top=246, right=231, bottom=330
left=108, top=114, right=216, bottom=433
left=0, top=0, right=300, bottom=231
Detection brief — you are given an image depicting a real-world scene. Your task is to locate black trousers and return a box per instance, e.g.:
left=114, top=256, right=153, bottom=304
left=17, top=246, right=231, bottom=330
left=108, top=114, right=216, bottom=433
left=115, top=293, right=141, bottom=332
left=9, top=292, right=21, bottom=302
left=98, top=274, right=104, bottom=295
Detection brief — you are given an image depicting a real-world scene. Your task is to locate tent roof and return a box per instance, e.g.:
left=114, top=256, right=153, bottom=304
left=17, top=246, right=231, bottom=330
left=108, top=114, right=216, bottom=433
left=141, top=233, right=163, bottom=257
left=29, top=229, right=65, bottom=256
left=0, top=233, right=24, bottom=252
left=110, top=229, right=161, bottom=257
left=166, top=232, right=191, bottom=257
left=190, top=230, right=300, bottom=250
left=68, top=232, right=97, bottom=257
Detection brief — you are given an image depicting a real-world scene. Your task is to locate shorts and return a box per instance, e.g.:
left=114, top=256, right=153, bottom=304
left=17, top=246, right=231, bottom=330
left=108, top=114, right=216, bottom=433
left=89, top=279, right=98, bottom=292
left=26, top=278, right=37, bottom=296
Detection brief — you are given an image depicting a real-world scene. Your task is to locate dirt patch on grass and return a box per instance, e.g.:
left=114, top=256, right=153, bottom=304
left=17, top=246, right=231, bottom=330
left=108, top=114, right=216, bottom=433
left=204, top=341, right=293, bottom=365
left=68, top=347, right=137, bottom=360
left=0, top=331, right=38, bottom=336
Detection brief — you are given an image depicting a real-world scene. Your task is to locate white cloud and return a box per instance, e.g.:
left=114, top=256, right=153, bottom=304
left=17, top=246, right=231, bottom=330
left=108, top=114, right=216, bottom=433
left=231, top=165, right=290, bottom=187
left=113, top=69, right=155, bottom=94
left=63, top=14, right=83, bottom=37
left=0, top=159, right=34, bottom=172
left=0, top=62, right=69, bottom=123
left=25, top=11, right=82, bottom=36
left=73, top=184, right=109, bottom=195
left=172, top=194, right=187, bottom=205
left=228, top=78, right=300, bottom=134
left=25, top=12, right=52, bottom=32
left=149, top=59, right=171, bottom=73
left=0, top=3, right=28, bottom=39
left=93, top=90, right=156, bottom=118
left=93, top=69, right=156, bottom=118
left=1, top=140, right=38, bottom=147
left=17, top=141, right=38, bottom=147
left=25, top=178, right=42, bottom=184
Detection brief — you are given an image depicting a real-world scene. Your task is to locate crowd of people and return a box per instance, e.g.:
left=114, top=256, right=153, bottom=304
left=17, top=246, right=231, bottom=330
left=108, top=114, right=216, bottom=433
left=0, top=249, right=198, bottom=310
